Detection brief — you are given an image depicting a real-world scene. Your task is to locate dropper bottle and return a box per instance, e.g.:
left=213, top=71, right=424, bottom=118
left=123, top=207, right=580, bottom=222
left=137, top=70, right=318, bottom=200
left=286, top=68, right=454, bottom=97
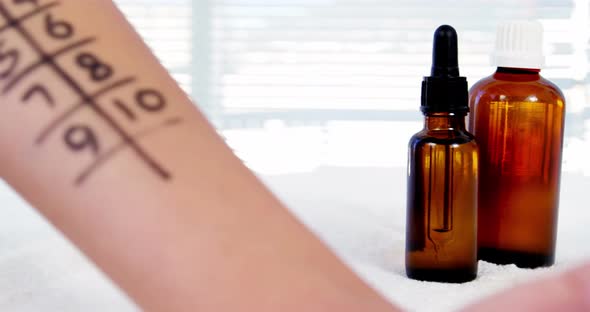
left=406, top=25, right=478, bottom=283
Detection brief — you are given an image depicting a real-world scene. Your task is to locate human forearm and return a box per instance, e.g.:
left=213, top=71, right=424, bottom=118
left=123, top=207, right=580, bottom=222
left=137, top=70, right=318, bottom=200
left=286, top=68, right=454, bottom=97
left=0, top=1, right=396, bottom=311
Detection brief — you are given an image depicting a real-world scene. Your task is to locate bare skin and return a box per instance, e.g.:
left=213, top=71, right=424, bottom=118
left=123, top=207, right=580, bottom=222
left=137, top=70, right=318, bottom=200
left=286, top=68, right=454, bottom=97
left=0, top=1, right=587, bottom=311
left=463, top=263, right=590, bottom=312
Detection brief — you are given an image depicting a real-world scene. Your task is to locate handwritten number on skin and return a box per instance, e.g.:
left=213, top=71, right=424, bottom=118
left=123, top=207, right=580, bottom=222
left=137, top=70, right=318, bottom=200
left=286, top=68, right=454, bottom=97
left=0, top=41, right=19, bottom=79
left=13, top=1, right=74, bottom=39
left=45, top=14, right=74, bottom=40
left=76, top=52, right=113, bottom=82
left=136, top=89, right=166, bottom=112
left=64, top=125, right=100, bottom=156
left=22, top=83, right=54, bottom=107
left=113, top=89, right=167, bottom=121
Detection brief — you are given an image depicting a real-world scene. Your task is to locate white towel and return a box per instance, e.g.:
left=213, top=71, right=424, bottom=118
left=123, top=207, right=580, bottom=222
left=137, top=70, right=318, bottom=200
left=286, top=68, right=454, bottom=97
left=0, top=167, right=588, bottom=311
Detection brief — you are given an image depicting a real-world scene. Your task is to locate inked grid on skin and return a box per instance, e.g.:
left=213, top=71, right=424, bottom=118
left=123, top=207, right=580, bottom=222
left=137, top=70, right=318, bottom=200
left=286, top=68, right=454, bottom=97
left=0, top=0, right=182, bottom=186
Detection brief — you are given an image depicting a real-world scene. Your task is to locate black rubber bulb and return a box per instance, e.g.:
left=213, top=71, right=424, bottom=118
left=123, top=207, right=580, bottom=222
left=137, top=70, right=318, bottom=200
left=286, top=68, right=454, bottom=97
left=420, top=24, right=468, bottom=114
left=431, top=25, right=460, bottom=78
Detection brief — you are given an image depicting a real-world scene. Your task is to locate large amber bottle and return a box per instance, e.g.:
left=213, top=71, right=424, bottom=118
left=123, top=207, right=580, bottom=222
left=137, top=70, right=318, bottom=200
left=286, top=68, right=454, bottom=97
left=468, top=22, right=565, bottom=268
left=406, top=25, right=478, bottom=283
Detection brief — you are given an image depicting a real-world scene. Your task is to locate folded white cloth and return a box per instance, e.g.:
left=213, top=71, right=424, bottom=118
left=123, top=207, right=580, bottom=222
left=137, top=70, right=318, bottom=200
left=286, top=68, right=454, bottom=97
left=265, top=167, right=590, bottom=311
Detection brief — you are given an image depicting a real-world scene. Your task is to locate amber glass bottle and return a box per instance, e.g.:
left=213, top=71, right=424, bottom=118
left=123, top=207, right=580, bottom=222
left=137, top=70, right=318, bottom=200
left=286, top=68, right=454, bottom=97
left=406, top=25, right=478, bottom=283
left=468, top=22, right=565, bottom=268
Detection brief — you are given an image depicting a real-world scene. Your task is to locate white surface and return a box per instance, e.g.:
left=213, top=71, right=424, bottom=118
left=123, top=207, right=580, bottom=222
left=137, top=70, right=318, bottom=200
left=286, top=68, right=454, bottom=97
left=0, top=167, right=589, bottom=311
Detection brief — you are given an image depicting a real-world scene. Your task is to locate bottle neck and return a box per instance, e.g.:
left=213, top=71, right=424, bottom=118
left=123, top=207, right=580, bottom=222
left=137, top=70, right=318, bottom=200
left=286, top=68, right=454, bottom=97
left=424, top=113, right=466, bottom=131
left=494, top=67, right=541, bottom=81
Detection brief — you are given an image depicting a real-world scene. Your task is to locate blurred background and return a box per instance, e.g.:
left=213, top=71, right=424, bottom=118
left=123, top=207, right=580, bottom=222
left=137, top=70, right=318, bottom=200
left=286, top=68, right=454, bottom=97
left=1, top=2, right=589, bottom=311
left=114, top=0, right=590, bottom=176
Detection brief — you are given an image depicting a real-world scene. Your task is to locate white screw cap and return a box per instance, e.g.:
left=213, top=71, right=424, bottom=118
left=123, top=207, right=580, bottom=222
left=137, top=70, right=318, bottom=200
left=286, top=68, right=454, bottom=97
left=493, top=21, right=545, bottom=69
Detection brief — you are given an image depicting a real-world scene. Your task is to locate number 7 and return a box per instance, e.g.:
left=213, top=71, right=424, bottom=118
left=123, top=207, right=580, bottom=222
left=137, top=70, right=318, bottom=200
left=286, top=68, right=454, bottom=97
left=22, top=84, right=55, bottom=108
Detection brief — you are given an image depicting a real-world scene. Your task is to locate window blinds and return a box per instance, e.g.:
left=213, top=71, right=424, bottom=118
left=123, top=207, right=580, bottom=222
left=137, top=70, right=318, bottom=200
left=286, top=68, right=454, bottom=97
left=114, top=0, right=588, bottom=125
left=210, top=0, right=587, bottom=122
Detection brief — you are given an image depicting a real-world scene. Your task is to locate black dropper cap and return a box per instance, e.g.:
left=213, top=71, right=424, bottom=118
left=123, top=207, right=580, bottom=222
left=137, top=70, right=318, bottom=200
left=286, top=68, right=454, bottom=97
left=421, top=25, right=469, bottom=114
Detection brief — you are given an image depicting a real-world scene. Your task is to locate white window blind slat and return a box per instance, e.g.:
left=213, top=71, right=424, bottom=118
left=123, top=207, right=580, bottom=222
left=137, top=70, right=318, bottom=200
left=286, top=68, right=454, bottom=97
left=211, top=0, right=585, bottom=115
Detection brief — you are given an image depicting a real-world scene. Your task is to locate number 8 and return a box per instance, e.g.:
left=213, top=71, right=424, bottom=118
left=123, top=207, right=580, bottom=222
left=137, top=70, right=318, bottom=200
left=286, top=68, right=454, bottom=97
left=76, top=52, right=113, bottom=82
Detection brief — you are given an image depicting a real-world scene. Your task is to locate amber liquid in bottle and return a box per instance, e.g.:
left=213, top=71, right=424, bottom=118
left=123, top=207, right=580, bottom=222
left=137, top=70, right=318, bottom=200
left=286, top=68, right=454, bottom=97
left=469, top=67, right=565, bottom=268
left=406, top=113, right=478, bottom=283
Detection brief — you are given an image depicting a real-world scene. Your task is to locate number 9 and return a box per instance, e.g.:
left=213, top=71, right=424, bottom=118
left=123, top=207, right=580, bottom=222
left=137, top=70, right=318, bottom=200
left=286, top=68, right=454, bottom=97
left=64, top=125, right=100, bottom=156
